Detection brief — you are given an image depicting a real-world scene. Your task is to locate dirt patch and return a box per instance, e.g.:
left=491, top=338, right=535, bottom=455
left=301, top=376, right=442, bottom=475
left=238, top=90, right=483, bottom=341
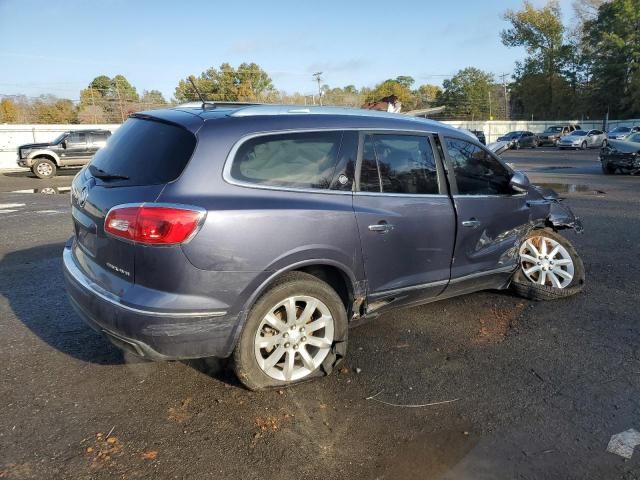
left=85, top=432, right=124, bottom=470
left=475, top=303, right=526, bottom=344
left=167, top=397, right=193, bottom=423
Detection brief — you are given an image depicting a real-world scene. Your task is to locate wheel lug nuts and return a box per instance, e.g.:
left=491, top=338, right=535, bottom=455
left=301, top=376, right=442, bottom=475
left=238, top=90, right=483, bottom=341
left=293, top=344, right=299, bottom=350
left=544, top=256, right=548, bottom=259
left=282, top=333, right=289, bottom=339
left=299, top=327, right=305, bottom=333
left=301, top=336, right=307, bottom=342
left=537, top=261, right=541, bottom=265
left=284, top=342, right=291, bottom=348
left=542, top=267, right=547, bottom=271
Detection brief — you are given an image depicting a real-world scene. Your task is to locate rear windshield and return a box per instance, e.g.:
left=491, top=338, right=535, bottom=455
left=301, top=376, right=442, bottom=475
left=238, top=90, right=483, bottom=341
left=545, top=127, right=562, bottom=132
left=89, top=118, right=196, bottom=185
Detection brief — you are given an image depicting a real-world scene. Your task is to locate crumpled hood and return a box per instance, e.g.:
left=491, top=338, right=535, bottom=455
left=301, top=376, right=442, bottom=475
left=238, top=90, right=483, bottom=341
left=606, top=139, right=640, bottom=154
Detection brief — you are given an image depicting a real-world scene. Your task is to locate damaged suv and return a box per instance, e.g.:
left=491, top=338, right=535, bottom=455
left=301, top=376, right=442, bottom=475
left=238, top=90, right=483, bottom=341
left=63, top=105, right=585, bottom=390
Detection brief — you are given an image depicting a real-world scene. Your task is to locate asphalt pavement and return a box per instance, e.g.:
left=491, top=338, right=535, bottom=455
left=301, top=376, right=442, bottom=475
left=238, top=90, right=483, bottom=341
left=1, top=148, right=639, bottom=479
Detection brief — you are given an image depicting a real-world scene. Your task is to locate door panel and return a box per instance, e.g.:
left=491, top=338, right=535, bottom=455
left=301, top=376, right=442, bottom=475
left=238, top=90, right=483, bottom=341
left=62, top=132, right=89, bottom=165
left=354, top=132, right=455, bottom=311
left=441, top=136, right=530, bottom=293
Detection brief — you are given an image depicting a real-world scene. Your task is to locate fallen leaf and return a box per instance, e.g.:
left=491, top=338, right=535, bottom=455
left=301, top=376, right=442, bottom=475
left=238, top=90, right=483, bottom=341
left=339, top=367, right=349, bottom=375
left=142, top=451, right=158, bottom=460
left=86, top=447, right=94, bottom=453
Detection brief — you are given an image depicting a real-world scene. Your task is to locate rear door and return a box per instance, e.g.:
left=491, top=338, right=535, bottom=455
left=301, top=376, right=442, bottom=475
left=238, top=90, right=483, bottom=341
left=353, top=132, right=455, bottom=312
left=440, top=135, right=530, bottom=294
left=71, top=117, right=198, bottom=288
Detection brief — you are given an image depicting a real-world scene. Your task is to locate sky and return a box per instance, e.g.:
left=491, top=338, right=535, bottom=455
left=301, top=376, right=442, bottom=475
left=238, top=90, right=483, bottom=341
left=0, top=0, right=575, bottom=101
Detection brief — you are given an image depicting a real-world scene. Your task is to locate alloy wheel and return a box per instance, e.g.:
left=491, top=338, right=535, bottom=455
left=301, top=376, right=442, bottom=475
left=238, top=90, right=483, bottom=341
left=254, top=295, right=334, bottom=381
left=519, top=236, right=575, bottom=289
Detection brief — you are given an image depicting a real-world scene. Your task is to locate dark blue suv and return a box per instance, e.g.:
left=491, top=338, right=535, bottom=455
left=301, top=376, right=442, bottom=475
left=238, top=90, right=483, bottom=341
left=63, top=104, right=585, bottom=390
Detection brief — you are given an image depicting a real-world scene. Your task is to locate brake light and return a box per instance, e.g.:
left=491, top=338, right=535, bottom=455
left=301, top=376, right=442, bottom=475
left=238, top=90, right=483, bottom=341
left=105, top=205, right=205, bottom=245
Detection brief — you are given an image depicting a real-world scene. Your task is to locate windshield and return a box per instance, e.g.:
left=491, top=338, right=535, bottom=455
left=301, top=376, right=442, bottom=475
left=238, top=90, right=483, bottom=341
left=50, top=133, right=67, bottom=144
left=611, top=127, right=631, bottom=133
left=570, top=130, right=587, bottom=136
left=545, top=127, right=563, bottom=133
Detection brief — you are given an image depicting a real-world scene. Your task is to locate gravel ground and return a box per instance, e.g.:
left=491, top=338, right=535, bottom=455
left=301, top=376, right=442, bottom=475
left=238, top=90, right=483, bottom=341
left=1, top=147, right=639, bottom=479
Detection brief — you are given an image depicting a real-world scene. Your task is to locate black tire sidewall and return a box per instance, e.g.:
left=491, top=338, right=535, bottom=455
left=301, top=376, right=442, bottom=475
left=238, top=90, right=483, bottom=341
left=232, top=272, right=348, bottom=391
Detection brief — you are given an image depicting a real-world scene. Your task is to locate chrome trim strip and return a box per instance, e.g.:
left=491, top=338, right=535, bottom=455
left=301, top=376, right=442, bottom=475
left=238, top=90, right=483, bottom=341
left=449, top=265, right=516, bottom=283
left=63, top=246, right=227, bottom=318
left=369, top=265, right=516, bottom=298
left=370, top=279, right=449, bottom=298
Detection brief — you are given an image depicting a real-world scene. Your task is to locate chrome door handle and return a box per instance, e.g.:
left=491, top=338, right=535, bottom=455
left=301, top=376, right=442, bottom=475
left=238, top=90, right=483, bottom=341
left=368, top=223, right=394, bottom=233
left=462, top=219, right=481, bottom=228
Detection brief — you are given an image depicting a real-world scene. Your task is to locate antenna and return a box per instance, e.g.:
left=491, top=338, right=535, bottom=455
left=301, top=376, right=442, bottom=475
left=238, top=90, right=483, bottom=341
left=188, top=76, right=208, bottom=109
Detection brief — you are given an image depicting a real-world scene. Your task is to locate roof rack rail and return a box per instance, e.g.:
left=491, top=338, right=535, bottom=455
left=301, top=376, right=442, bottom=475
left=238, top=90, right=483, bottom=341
left=176, top=101, right=265, bottom=110
left=228, top=104, right=413, bottom=118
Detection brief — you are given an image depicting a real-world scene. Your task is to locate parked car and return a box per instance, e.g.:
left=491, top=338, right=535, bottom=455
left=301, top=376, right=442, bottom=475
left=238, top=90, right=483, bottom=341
left=558, top=129, right=607, bottom=150
left=538, top=125, right=581, bottom=146
left=496, top=131, right=538, bottom=149
left=63, top=105, right=585, bottom=390
left=16, top=129, right=112, bottom=179
left=607, top=126, right=640, bottom=141
left=600, top=132, right=640, bottom=175
left=469, top=129, right=486, bottom=145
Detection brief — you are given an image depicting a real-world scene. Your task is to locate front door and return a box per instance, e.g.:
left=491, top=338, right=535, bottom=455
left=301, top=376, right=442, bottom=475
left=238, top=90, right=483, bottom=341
left=62, top=132, right=88, bottom=165
left=440, top=135, right=531, bottom=295
left=353, top=132, right=456, bottom=313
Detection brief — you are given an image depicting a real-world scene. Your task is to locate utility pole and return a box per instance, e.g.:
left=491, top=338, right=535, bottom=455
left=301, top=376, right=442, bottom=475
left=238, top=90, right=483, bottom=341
left=500, top=73, right=509, bottom=120
left=488, top=91, right=492, bottom=120
left=313, top=72, right=323, bottom=106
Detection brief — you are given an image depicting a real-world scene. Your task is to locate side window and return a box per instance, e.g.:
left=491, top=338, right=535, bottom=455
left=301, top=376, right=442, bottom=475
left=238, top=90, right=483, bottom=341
left=329, top=131, right=358, bottom=191
left=68, top=132, right=86, bottom=144
left=231, top=131, right=343, bottom=189
left=91, top=132, right=109, bottom=144
left=444, top=137, right=512, bottom=195
left=359, top=134, right=439, bottom=194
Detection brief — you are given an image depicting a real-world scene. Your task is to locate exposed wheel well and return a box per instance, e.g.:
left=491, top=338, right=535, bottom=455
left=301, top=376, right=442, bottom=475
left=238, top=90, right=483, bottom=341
left=295, top=265, right=353, bottom=313
left=32, top=155, right=58, bottom=166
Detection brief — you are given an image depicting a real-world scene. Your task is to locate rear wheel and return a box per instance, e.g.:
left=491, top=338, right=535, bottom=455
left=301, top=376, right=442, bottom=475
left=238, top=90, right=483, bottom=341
left=601, top=139, right=608, bottom=148
left=511, top=228, right=585, bottom=301
left=581, top=141, right=587, bottom=150
left=232, top=272, right=347, bottom=390
left=32, top=157, right=57, bottom=179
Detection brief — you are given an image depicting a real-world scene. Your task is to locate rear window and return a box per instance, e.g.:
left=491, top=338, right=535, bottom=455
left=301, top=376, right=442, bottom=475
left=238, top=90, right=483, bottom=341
left=90, top=118, right=196, bottom=185
left=230, top=131, right=343, bottom=189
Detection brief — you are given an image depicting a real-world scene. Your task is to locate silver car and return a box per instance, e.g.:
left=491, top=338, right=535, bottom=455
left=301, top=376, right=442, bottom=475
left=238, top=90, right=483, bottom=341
left=558, top=129, right=607, bottom=150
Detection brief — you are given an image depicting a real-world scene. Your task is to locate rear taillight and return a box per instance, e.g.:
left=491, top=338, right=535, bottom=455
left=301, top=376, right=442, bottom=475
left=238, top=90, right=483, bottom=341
left=104, top=204, right=205, bottom=245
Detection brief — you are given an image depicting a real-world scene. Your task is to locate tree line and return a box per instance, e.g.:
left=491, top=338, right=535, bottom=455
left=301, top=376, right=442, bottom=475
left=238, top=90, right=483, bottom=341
left=0, top=0, right=637, bottom=124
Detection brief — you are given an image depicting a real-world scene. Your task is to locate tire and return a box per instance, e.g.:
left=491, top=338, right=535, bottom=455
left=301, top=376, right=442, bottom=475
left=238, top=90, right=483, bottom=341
left=580, top=141, right=587, bottom=150
left=532, top=141, right=537, bottom=148
left=232, top=271, right=348, bottom=391
left=511, top=228, right=585, bottom=301
left=554, top=139, right=559, bottom=147
left=32, top=157, right=57, bottom=179
left=601, top=162, right=615, bottom=175
left=601, top=140, right=608, bottom=148
left=514, top=141, right=520, bottom=150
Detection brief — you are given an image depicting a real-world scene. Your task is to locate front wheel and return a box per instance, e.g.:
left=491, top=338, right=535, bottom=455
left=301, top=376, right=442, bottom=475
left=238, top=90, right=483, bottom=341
left=581, top=141, right=587, bottom=150
left=601, top=140, right=608, bottom=148
left=232, top=272, right=347, bottom=390
left=511, top=228, right=585, bottom=301
left=601, top=162, right=615, bottom=175
left=32, top=158, right=57, bottom=179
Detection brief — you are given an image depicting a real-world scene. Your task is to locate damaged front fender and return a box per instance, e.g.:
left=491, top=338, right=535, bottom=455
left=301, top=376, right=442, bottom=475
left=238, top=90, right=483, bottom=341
left=527, top=185, right=584, bottom=233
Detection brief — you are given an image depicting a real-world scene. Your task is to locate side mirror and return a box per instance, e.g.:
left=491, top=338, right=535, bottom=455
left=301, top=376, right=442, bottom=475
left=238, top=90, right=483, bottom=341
left=510, top=171, right=530, bottom=193
left=61, top=140, right=67, bottom=149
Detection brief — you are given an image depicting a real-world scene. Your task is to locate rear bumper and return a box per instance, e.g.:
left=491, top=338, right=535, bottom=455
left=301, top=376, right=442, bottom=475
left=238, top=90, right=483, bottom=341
left=62, top=240, right=241, bottom=360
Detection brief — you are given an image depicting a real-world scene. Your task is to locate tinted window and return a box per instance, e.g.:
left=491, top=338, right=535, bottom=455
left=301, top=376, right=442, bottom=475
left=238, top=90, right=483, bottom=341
left=90, top=118, right=196, bottom=185
left=232, top=131, right=343, bottom=189
left=445, top=137, right=512, bottom=195
left=68, top=132, right=87, bottom=144
left=90, top=132, right=110, bottom=143
left=570, top=130, right=587, bottom=136
left=359, top=134, right=439, bottom=194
